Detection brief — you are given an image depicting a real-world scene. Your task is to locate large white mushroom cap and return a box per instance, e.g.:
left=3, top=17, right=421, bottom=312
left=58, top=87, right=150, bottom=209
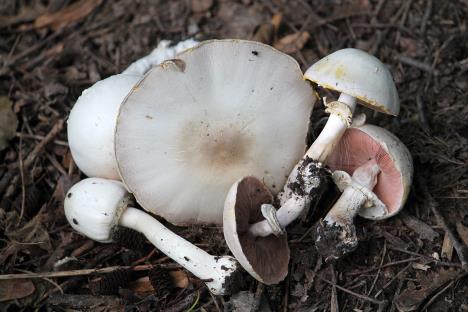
left=115, top=39, right=315, bottom=225
left=305, top=48, right=399, bottom=115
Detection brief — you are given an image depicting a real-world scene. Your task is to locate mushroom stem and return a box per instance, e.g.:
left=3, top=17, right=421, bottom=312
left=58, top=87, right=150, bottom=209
left=324, top=158, right=380, bottom=224
left=119, top=208, right=238, bottom=295
left=248, top=93, right=356, bottom=237
left=315, top=158, right=381, bottom=261
left=64, top=178, right=239, bottom=295
left=306, top=93, right=356, bottom=163
left=122, top=39, right=198, bottom=76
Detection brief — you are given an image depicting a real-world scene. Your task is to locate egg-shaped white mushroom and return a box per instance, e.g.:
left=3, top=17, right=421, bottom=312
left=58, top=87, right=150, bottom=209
left=67, top=39, right=198, bottom=179
left=68, top=74, right=141, bottom=180
left=115, top=39, right=315, bottom=225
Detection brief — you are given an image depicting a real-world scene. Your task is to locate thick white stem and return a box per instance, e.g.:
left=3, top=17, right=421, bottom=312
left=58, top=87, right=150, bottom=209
left=306, top=93, right=356, bottom=163
left=119, top=208, right=237, bottom=295
left=248, top=94, right=357, bottom=237
left=325, top=158, right=380, bottom=225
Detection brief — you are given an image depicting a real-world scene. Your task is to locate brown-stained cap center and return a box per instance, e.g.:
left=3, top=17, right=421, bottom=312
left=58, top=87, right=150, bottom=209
left=179, top=120, right=253, bottom=173
left=234, top=177, right=289, bottom=285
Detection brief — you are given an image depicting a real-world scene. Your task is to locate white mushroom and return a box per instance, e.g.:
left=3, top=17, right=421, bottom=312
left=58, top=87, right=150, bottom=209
left=223, top=177, right=289, bottom=284
left=67, top=39, right=198, bottom=179
left=248, top=49, right=400, bottom=237
left=315, top=124, right=413, bottom=261
left=115, top=39, right=315, bottom=225
left=64, top=177, right=240, bottom=295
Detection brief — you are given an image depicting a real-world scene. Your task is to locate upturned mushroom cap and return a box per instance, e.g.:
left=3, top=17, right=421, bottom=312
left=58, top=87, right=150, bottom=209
left=224, top=177, right=289, bottom=284
left=304, top=48, right=399, bottom=115
left=327, top=124, right=413, bottom=219
left=64, top=178, right=131, bottom=242
left=115, top=39, right=315, bottom=225
left=67, top=74, right=141, bottom=179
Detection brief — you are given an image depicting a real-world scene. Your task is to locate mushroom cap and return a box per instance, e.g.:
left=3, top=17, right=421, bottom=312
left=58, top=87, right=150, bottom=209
left=115, top=39, right=315, bottom=225
left=67, top=74, right=141, bottom=180
left=64, top=178, right=131, bottom=242
left=327, top=124, right=413, bottom=220
left=223, top=177, right=289, bottom=284
left=304, top=48, right=399, bottom=115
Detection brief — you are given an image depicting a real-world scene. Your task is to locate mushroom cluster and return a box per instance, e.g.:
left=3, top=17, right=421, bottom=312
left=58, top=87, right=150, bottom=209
left=67, top=39, right=198, bottom=180
left=64, top=40, right=413, bottom=294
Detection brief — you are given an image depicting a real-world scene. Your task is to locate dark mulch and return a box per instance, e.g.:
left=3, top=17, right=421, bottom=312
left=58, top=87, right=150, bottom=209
left=0, top=0, right=467, bottom=311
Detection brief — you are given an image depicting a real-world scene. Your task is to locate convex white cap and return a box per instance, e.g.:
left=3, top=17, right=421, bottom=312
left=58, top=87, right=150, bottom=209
left=305, top=48, right=399, bottom=115
left=64, top=178, right=130, bottom=242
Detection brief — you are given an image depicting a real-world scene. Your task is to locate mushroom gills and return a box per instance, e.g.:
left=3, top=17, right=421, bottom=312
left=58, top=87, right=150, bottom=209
left=115, top=39, right=315, bottom=225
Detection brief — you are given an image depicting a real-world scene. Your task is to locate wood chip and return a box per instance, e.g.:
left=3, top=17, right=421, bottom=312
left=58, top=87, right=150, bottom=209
left=0, top=279, right=35, bottom=302
left=456, top=222, right=468, bottom=246
left=412, top=263, right=431, bottom=271
left=441, top=232, right=454, bottom=261
left=34, top=0, right=103, bottom=31
left=191, top=0, right=213, bottom=13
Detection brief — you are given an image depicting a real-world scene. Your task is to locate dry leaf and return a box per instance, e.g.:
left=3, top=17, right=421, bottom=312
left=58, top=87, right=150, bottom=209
left=34, top=0, right=103, bottom=31
left=0, top=97, right=18, bottom=151
left=251, top=13, right=283, bottom=44
left=129, top=276, right=154, bottom=296
left=170, top=270, right=189, bottom=288
left=191, top=0, right=213, bottom=13
left=456, top=222, right=468, bottom=246
left=274, top=32, right=310, bottom=54
left=251, top=23, right=274, bottom=44
left=0, top=279, right=35, bottom=302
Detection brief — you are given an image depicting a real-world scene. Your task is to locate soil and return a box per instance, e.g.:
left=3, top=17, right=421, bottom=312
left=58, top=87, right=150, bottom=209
left=0, top=0, right=467, bottom=311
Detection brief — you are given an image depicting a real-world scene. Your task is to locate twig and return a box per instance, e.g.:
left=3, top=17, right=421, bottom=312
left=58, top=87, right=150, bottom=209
left=330, top=265, right=339, bottom=312
left=416, top=93, right=431, bottom=133
left=420, top=181, right=468, bottom=270
left=346, top=257, right=421, bottom=275
left=0, top=30, right=64, bottom=76
left=388, top=246, right=463, bottom=268
left=208, top=289, right=221, bottom=312
left=18, top=126, right=26, bottom=221
left=395, top=54, right=438, bottom=74
left=368, top=241, right=386, bottom=296
left=420, top=271, right=468, bottom=311
left=0, top=119, right=65, bottom=196
left=15, top=132, right=69, bottom=147
left=420, top=0, right=433, bottom=35
left=0, top=263, right=180, bottom=280
left=373, top=263, right=411, bottom=298
left=23, top=119, right=65, bottom=169
left=312, top=272, right=385, bottom=305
